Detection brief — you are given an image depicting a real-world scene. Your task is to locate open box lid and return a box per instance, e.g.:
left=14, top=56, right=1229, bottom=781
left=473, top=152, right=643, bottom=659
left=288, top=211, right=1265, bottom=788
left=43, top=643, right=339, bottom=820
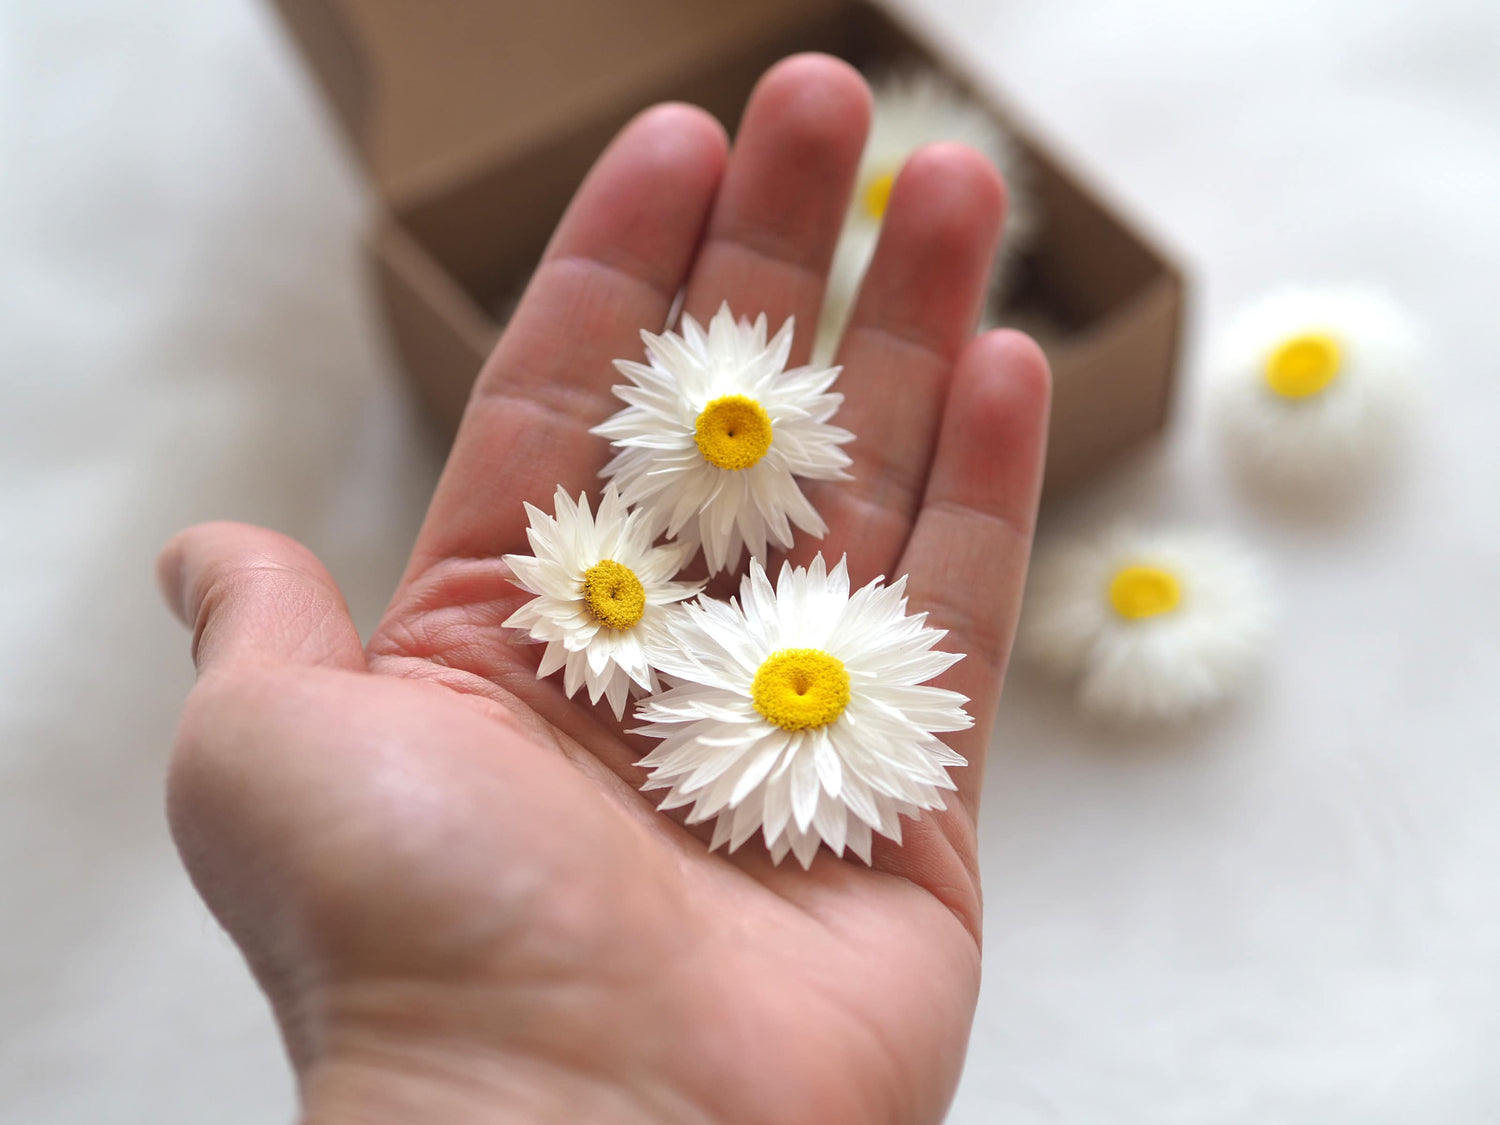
left=272, top=0, right=841, bottom=207
left=275, top=0, right=1186, bottom=495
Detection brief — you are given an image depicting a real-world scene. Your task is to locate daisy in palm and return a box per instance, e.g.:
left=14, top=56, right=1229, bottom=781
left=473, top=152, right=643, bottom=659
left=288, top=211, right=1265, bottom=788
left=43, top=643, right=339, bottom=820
left=502, top=484, right=700, bottom=719
left=634, top=554, right=972, bottom=869
left=591, top=302, right=853, bottom=574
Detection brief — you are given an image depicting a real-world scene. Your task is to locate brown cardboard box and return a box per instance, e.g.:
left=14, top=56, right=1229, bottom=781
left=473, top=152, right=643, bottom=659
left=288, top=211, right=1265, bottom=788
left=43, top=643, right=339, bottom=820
left=271, top=0, right=1185, bottom=496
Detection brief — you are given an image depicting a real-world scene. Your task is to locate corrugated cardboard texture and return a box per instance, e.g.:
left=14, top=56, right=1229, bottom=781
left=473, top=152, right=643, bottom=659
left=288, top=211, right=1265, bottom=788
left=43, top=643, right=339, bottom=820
left=272, top=0, right=840, bottom=205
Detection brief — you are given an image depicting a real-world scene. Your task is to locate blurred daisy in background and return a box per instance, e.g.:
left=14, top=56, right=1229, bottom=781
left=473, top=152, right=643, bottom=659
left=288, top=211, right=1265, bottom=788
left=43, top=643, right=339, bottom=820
left=815, top=69, right=1037, bottom=363
left=502, top=485, right=700, bottom=718
left=593, top=302, right=853, bottom=574
left=635, top=555, right=972, bottom=869
left=1210, top=286, right=1421, bottom=496
left=1019, top=527, right=1273, bottom=723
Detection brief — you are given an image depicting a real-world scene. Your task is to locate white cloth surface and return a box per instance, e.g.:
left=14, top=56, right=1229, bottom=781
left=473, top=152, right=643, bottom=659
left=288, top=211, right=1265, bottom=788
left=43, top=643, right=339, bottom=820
left=2, top=0, right=1497, bottom=1120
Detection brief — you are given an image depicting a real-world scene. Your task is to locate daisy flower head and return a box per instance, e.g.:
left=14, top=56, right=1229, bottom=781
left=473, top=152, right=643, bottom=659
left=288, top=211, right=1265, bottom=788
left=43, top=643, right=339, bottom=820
left=633, top=554, right=973, bottom=869
left=1210, top=286, right=1421, bottom=496
left=815, top=69, right=1037, bottom=363
left=1018, top=527, right=1273, bottom=724
left=591, top=302, right=854, bottom=574
left=502, top=484, right=700, bottom=718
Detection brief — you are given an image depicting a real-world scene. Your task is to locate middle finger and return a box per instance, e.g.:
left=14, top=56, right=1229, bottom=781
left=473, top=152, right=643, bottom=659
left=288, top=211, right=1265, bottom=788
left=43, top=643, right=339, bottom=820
left=678, top=53, right=871, bottom=363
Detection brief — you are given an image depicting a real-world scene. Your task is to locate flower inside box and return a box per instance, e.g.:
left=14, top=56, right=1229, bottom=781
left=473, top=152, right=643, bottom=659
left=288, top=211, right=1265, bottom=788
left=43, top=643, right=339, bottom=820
left=271, top=0, right=1185, bottom=497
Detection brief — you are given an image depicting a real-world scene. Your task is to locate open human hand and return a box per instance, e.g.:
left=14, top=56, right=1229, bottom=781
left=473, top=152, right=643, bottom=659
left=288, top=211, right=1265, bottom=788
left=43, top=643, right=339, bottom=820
left=159, top=54, right=1049, bottom=1125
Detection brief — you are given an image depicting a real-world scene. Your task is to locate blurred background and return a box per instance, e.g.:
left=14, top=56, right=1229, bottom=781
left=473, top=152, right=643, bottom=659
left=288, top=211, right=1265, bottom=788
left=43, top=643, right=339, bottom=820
left=3, top=0, right=1498, bottom=1120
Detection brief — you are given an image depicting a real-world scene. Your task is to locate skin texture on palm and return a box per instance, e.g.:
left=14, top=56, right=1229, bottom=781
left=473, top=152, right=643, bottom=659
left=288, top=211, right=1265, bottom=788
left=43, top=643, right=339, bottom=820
left=159, top=55, right=1050, bottom=1124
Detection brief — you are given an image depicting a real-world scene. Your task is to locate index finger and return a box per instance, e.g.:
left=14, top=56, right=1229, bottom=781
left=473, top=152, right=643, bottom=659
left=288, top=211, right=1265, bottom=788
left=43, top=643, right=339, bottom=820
left=399, top=103, right=728, bottom=585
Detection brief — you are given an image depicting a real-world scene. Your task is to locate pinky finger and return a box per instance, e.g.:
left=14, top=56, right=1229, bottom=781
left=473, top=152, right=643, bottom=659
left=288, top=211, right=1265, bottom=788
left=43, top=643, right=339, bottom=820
left=896, top=329, right=1051, bottom=820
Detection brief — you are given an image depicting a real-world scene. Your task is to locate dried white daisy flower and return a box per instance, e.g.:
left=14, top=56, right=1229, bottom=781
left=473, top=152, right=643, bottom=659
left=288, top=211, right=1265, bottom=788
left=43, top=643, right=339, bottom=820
left=1210, top=286, right=1421, bottom=494
left=1018, top=528, right=1273, bottom=724
left=502, top=485, right=700, bottom=719
left=592, top=302, right=853, bottom=574
left=815, top=69, right=1037, bottom=363
left=634, top=554, right=972, bottom=869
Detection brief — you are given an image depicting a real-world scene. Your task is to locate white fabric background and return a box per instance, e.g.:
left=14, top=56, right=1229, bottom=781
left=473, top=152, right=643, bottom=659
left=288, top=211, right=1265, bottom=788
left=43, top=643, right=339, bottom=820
left=2, top=1, right=1497, bottom=1120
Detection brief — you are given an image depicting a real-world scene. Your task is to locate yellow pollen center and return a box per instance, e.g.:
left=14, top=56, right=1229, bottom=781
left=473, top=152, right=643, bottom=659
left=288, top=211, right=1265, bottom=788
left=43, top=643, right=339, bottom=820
left=862, top=169, right=896, bottom=220
left=582, top=559, right=646, bottom=630
left=1264, top=331, right=1343, bottom=399
left=1108, top=565, right=1183, bottom=620
left=694, top=394, right=773, bottom=471
left=751, top=648, right=851, bottom=731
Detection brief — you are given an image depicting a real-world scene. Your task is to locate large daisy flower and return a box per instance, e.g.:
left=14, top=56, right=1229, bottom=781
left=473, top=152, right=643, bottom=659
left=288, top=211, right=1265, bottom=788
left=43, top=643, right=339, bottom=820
left=1018, top=527, right=1273, bottom=723
left=1210, top=286, right=1421, bottom=495
left=633, top=554, right=972, bottom=869
left=591, top=302, right=853, bottom=574
left=502, top=485, right=700, bottom=718
left=815, top=69, right=1037, bottom=363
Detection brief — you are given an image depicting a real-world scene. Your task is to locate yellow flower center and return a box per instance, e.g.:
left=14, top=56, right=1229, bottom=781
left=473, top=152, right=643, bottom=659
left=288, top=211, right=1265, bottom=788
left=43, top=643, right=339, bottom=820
left=694, top=394, right=773, bottom=471
left=861, top=169, right=896, bottom=220
left=1108, top=564, right=1183, bottom=620
left=751, top=648, right=851, bottom=731
left=582, top=559, right=646, bottom=630
left=1264, top=331, right=1343, bottom=399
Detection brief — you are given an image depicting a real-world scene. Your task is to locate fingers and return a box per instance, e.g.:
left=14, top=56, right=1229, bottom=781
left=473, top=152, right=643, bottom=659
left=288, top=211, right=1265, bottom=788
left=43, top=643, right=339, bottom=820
left=896, top=330, right=1050, bottom=817
left=681, top=54, right=870, bottom=365
left=403, top=103, right=729, bottom=578
left=158, top=522, right=366, bottom=675
left=799, top=143, right=1007, bottom=586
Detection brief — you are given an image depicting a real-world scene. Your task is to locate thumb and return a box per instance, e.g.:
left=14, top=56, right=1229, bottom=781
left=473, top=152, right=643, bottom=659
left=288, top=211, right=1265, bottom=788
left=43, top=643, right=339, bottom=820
left=157, top=521, right=366, bottom=674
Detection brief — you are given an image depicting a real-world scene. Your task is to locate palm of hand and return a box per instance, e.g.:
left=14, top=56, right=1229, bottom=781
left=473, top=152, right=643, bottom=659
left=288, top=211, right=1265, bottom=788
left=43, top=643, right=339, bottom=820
left=161, top=57, right=1048, bottom=1125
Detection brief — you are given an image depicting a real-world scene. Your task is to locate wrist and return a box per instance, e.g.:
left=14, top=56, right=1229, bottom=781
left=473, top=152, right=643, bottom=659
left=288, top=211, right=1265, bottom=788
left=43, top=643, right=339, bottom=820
left=300, top=1044, right=688, bottom=1125
left=292, top=990, right=712, bottom=1125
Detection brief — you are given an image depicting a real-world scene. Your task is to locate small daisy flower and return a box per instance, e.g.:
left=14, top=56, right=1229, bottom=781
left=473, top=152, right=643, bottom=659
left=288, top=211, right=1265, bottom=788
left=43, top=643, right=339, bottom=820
left=815, top=69, right=1037, bottom=363
left=1211, top=286, right=1421, bottom=494
left=591, top=302, right=853, bottom=574
left=1018, top=528, right=1273, bottom=723
left=502, top=485, right=700, bottom=719
left=633, top=554, right=972, bottom=869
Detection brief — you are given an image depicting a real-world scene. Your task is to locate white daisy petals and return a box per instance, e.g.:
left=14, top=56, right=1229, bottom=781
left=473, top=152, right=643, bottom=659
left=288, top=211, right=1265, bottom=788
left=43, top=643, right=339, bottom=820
left=815, top=69, right=1037, bottom=364
left=1018, top=528, right=1274, bottom=724
left=502, top=484, right=701, bottom=719
left=633, top=554, right=973, bottom=870
left=591, top=302, right=854, bottom=574
left=1210, top=285, right=1421, bottom=496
